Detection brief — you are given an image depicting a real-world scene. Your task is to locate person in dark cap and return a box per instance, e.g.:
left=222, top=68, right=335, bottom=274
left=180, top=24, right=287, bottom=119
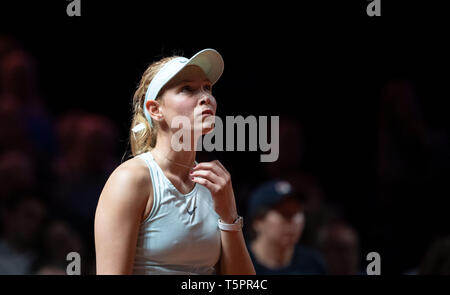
left=246, top=180, right=327, bottom=274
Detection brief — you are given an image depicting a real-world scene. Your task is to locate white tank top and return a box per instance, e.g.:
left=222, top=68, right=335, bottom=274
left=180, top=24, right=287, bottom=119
left=133, top=151, right=221, bottom=275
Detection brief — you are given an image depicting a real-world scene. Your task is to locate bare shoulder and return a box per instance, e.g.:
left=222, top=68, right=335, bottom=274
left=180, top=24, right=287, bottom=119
left=99, top=156, right=151, bottom=206
left=116, top=156, right=150, bottom=182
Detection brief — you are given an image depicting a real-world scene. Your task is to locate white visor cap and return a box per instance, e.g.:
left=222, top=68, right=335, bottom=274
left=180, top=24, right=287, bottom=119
left=143, top=48, right=224, bottom=126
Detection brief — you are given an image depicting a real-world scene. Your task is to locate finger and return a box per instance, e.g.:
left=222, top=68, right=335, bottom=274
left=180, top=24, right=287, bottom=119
left=190, top=169, right=226, bottom=187
left=208, top=160, right=231, bottom=184
left=191, top=176, right=220, bottom=193
left=192, top=161, right=225, bottom=177
left=213, top=160, right=229, bottom=176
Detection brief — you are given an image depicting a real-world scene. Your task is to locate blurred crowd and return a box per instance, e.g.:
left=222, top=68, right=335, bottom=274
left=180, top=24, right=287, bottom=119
left=1, top=34, right=449, bottom=275
left=0, top=35, right=119, bottom=274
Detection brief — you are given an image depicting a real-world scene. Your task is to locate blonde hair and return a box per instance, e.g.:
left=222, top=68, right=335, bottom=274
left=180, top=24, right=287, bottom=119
left=129, top=56, right=180, bottom=156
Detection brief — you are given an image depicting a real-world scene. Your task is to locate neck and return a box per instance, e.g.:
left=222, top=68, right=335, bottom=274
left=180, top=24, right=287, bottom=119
left=151, top=132, right=197, bottom=178
left=251, top=237, right=295, bottom=269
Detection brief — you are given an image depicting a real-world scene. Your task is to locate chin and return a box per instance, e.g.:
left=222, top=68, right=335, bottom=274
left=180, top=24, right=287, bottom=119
left=198, top=119, right=214, bottom=133
left=202, top=126, right=215, bottom=135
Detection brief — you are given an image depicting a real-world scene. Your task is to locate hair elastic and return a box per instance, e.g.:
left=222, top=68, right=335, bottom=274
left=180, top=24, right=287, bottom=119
left=132, top=123, right=146, bottom=133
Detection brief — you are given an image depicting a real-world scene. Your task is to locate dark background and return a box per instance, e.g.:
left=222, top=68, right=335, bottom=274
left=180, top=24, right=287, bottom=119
left=1, top=1, right=449, bottom=274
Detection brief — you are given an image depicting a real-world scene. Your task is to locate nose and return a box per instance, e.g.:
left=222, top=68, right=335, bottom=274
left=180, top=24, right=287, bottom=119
left=199, top=92, right=213, bottom=106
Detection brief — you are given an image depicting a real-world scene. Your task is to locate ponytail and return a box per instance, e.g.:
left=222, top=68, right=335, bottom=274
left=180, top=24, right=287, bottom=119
left=129, top=56, right=179, bottom=156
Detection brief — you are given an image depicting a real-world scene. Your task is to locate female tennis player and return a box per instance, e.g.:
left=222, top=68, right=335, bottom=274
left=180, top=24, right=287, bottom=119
left=94, top=49, right=256, bottom=275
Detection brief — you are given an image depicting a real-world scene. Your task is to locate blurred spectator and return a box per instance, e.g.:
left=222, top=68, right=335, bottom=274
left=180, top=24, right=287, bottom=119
left=0, top=49, right=39, bottom=107
left=246, top=180, right=327, bottom=274
left=0, top=90, right=32, bottom=155
left=317, top=220, right=361, bottom=275
left=32, top=219, right=86, bottom=275
left=0, top=150, right=37, bottom=209
left=53, top=111, right=118, bottom=178
left=0, top=45, right=57, bottom=182
left=257, top=116, right=344, bottom=250
left=284, top=172, right=343, bottom=248
left=0, top=189, right=47, bottom=274
left=232, top=116, right=308, bottom=235
left=419, top=236, right=450, bottom=275
left=51, top=112, right=119, bottom=253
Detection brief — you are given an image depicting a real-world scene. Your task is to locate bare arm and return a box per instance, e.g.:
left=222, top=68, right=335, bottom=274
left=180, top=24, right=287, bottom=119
left=94, top=161, right=150, bottom=274
left=191, top=161, right=255, bottom=275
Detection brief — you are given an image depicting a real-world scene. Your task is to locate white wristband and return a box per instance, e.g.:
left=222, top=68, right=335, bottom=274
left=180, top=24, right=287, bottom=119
left=218, top=216, right=243, bottom=231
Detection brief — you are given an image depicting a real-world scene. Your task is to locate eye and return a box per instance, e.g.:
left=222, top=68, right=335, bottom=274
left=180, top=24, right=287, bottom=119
left=181, top=85, right=194, bottom=92
left=204, top=84, right=212, bottom=92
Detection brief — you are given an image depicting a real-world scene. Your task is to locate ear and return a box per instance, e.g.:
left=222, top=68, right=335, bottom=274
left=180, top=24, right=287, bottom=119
left=146, top=100, right=163, bottom=122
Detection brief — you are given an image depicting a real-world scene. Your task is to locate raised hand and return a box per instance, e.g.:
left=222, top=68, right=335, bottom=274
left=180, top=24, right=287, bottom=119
left=190, top=160, right=238, bottom=224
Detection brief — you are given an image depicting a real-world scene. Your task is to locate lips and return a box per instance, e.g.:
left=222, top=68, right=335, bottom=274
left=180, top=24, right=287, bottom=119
left=201, top=109, right=214, bottom=116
